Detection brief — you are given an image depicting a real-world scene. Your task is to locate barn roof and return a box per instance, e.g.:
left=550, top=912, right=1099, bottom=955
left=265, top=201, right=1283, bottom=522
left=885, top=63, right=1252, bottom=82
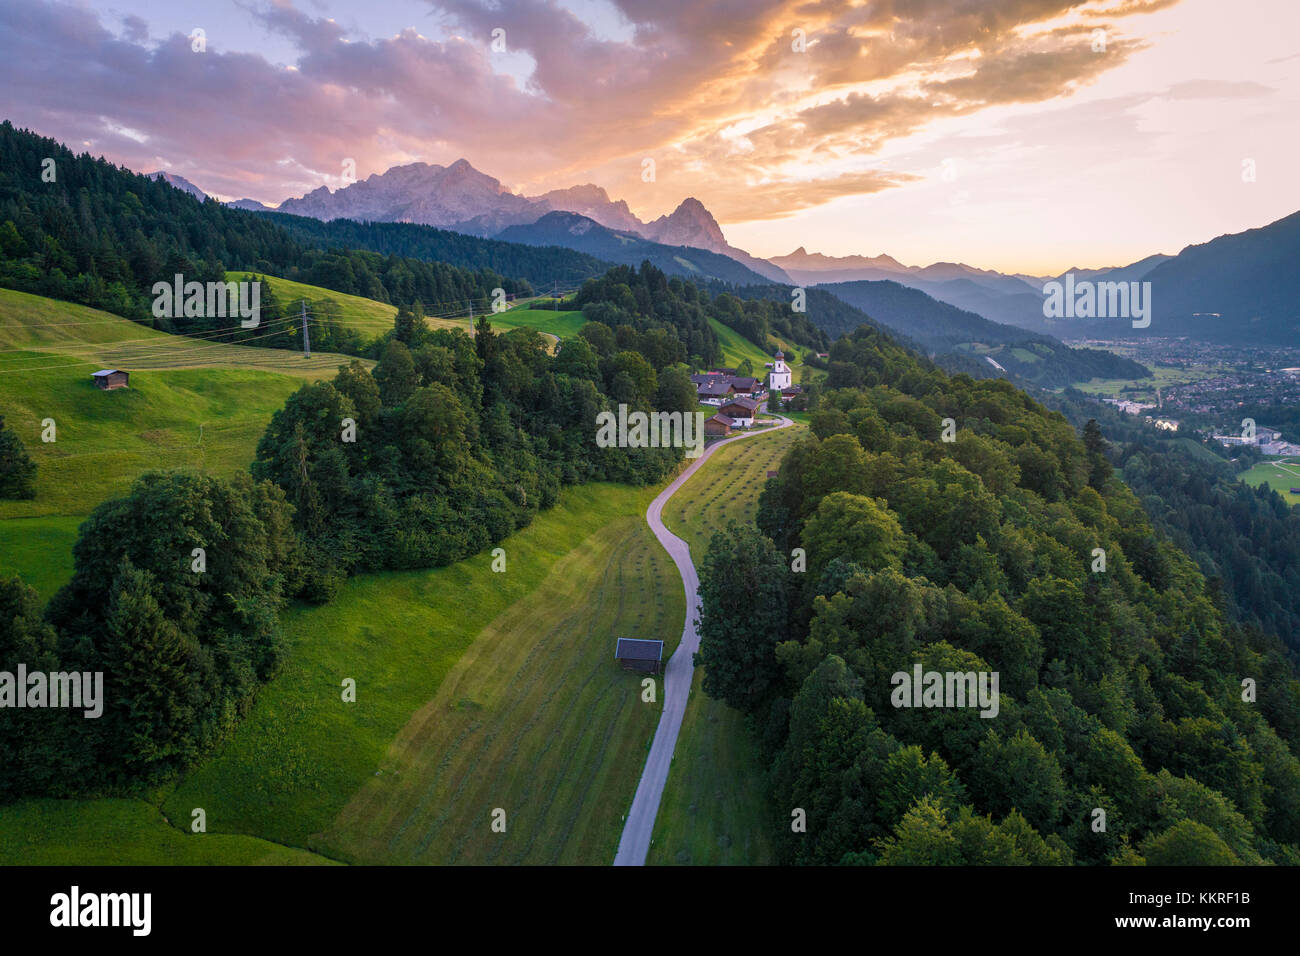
left=721, top=396, right=759, bottom=411
left=615, top=638, right=664, bottom=661
left=92, top=369, right=123, bottom=377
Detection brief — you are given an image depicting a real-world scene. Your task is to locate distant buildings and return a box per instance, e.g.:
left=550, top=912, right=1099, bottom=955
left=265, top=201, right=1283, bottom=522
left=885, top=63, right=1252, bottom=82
left=1103, top=397, right=1154, bottom=416
left=1211, top=425, right=1298, bottom=455
left=692, top=370, right=760, bottom=405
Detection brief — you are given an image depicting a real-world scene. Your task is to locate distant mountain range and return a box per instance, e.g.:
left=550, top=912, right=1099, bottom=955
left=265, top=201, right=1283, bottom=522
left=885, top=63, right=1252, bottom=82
left=495, top=210, right=773, bottom=285
left=152, top=155, right=1300, bottom=348
left=782, top=210, right=1300, bottom=346
left=229, top=160, right=790, bottom=283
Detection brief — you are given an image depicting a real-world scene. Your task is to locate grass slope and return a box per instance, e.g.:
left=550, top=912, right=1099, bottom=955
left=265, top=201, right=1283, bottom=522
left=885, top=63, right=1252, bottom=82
left=229, top=272, right=464, bottom=336
left=161, top=481, right=681, bottom=864
left=0, top=287, right=355, bottom=377
left=317, top=506, right=682, bottom=864
left=0, top=800, right=332, bottom=865
left=709, top=318, right=773, bottom=372
left=647, top=422, right=804, bottom=865
left=0, top=288, right=366, bottom=590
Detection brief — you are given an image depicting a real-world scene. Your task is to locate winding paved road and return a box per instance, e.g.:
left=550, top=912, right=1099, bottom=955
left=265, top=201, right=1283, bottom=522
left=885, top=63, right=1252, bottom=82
left=614, top=412, right=793, bottom=866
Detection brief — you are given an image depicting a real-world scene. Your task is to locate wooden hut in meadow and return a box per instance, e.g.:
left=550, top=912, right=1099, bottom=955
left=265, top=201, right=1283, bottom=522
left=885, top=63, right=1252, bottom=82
left=91, top=369, right=129, bottom=390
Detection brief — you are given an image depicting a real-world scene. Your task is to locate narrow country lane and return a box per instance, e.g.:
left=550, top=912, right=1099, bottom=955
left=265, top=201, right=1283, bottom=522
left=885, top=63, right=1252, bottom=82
left=614, top=411, right=793, bottom=866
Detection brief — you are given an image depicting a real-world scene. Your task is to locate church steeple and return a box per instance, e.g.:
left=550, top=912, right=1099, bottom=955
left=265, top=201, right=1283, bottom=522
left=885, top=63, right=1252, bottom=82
left=768, top=349, right=791, bottom=392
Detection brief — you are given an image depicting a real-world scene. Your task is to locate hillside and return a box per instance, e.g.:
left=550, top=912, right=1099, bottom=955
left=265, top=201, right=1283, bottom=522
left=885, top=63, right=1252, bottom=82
left=0, top=288, right=363, bottom=599
left=816, top=278, right=1150, bottom=387
left=692, top=323, right=1300, bottom=866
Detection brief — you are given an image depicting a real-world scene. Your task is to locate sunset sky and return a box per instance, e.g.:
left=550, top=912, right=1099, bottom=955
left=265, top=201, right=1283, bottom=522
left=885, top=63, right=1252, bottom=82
left=2, top=0, right=1296, bottom=273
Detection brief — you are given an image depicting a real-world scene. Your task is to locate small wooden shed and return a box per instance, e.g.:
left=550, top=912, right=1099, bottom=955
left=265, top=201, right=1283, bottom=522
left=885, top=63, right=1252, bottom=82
left=615, top=638, right=664, bottom=674
left=704, top=413, right=732, bottom=437
left=92, top=369, right=129, bottom=390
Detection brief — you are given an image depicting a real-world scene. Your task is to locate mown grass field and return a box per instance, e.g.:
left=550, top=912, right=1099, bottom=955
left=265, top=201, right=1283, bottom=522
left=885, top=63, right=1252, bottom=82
left=161, top=481, right=682, bottom=864
left=317, top=505, right=682, bottom=864
left=491, top=306, right=587, bottom=340
left=0, top=479, right=684, bottom=865
left=647, top=422, right=804, bottom=865
left=0, top=287, right=356, bottom=377
left=1239, top=458, right=1300, bottom=505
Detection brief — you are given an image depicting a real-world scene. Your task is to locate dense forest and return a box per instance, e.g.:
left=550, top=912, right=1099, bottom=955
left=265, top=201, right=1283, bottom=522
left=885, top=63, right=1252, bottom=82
left=1047, top=392, right=1300, bottom=658
left=0, top=122, right=531, bottom=341
left=696, top=323, right=1300, bottom=864
left=715, top=282, right=893, bottom=354
left=573, top=266, right=831, bottom=369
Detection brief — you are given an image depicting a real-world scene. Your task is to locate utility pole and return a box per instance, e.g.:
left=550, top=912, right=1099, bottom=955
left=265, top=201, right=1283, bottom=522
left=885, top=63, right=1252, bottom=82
left=468, top=299, right=475, bottom=337
left=300, top=299, right=310, bottom=358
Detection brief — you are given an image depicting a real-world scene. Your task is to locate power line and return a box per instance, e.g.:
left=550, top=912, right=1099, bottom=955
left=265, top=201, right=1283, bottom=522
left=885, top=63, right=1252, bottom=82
left=0, top=322, right=314, bottom=375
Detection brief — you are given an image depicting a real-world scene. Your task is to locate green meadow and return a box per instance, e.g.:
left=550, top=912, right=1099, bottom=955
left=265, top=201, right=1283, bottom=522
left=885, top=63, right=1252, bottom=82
left=648, top=422, right=804, bottom=865
left=710, top=317, right=775, bottom=372
left=491, top=306, right=587, bottom=339
left=231, top=272, right=468, bottom=336
left=0, top=800, right=331, bottom=866
left=0, top=288, right=359, bottom=591
left=1239, top=458, right=1300, bottom=505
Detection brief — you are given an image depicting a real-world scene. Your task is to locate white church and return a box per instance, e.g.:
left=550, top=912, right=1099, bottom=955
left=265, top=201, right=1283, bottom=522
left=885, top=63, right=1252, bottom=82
left=768, top=350, right=792, bottom=392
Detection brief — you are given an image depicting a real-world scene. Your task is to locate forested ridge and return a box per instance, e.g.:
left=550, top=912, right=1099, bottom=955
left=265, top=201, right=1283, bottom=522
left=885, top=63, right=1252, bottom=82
left=1048, top=392, right=1300, bottom=658
left=696, top=324, right=1300, bottom=865
left=257, top=210, right=611, bottom=287
left=0, top=121, right=532, bottom=340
